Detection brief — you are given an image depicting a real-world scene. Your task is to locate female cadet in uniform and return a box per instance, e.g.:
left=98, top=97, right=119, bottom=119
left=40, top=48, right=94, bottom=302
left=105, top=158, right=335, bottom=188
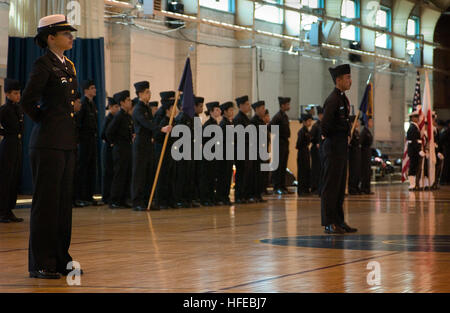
left=20, top=15, right=80, bottom=279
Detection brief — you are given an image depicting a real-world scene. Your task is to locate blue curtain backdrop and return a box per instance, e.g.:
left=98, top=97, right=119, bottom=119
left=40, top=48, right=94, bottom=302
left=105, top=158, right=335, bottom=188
left=7, top=37, right=106, bottom=195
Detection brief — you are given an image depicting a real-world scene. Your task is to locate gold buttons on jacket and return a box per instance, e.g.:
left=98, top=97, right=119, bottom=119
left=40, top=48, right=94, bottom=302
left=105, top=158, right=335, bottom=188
left=71, top=101, right=74, bottom=106
left=71, top=113, right=74, bottom=118
left=72, top=90, right=75, bottom=94
left=69, top=78, right=73, bottom=82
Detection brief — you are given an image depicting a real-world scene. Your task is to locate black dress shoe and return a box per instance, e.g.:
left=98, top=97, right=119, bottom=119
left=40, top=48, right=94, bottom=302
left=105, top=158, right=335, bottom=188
left=215, top=201, right=225, bottom=206
left=92, top=199, right=104, bottom=206
left=0, top=216, right=10, bottom=223
left=324, top=224, right=345, bottom=234
left=133, top=205, right=147, bottom=211
left=247, top=198, right=256, bottom=204
left=8, top=213, right=23, bottom=223
left=74, top=200, right=85, bottom=207
left=109, top=203, right=122, bottom=209
left=201, top=202, right=212, bottom=207
left=29, top=270, right=61, bottom=279
left=59, top=268, right=84, bottom=276
left=340, top=222, right=357, bottom=233
left=191, top=201, right=201, bottom=208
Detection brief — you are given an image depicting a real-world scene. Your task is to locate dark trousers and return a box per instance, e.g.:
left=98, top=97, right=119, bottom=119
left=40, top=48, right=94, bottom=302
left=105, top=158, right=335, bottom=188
left=175, top=159, right=195, bottom=204
left=235, top=159, right=252, bottom=200
left=77, top=136, right=97, bottom=201
left=435, top=157, right=443, bottom=186
left=441, top=148, right=450, bottom=184
left=320, top=137, right=347, bottom=226
left=348, top=147, right=361, bottom=193
left=200, top=159, right=219, bottom=203
left=217, top=160, right=233, bottom=202
left=310, top=145, right=321, bottom=192
left=155, top=154, right=175, bottom=206
left=0, top=138, right=22, bottom=218
left=110, top=143, right=132, bottom=205
left=193, top=160, right=201, bottom=201
left=131, top=140, right=154, bottom=207
left=250, top=159, right=264, bottom=199
left=29, top=148, right=75, bottom=272
left=360, top=147, right=371, bottom=193
left=101, top=143, right=113, bottom=203
left=273, top=139, right=289, bottom=190
left=297, top=150, right=311, bottom=194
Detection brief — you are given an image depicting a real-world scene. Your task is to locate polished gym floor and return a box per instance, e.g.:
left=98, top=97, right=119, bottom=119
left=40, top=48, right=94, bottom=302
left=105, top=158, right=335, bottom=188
left=1, top=184, right=450, bottom=293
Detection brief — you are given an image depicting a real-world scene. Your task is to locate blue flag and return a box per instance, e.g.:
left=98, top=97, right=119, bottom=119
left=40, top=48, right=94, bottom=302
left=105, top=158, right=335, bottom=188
left=178, top=57, right=195, bottom=118
left=359, top=82, right=372, bottom=126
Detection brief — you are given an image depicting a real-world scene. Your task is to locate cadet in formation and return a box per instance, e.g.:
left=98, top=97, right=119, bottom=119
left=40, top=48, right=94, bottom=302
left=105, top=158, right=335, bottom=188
left=320, top=64, right=357, bottom=234
left=296, top=113, right=312, bottom=196
left=0, top=79, right=24, bottom=223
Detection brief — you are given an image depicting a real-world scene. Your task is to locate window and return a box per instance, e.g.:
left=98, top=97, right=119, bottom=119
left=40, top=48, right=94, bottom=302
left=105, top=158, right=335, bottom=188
left=340, top=0, right=360, bottom=41
left=255, top=0, right=283, bottom=24
left=407, top=16, right=420, bottom=55
left=375, top=7, right=391, bottom=49
left=300, top=0, right=323, bottom=31
left=199, top=0, right=234, bottom=13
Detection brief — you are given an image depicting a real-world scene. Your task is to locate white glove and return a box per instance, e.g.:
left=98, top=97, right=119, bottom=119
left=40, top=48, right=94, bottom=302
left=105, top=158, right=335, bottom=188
left=419, top=151, right=425, bottom=157
left=438, top=152, right=444, bottom=160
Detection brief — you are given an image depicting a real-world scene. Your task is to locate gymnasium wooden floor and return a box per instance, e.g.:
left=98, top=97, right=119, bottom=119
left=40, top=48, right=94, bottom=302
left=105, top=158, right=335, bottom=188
left=1, top=184, right=450, bottom=293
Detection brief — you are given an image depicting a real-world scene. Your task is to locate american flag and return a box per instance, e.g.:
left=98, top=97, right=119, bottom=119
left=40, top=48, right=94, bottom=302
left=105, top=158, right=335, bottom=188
left=401, top=71, right=421, bottom=182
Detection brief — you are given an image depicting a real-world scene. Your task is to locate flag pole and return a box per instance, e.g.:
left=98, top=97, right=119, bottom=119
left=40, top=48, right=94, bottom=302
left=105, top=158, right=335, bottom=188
left=147, top=91, right=180, bottom=211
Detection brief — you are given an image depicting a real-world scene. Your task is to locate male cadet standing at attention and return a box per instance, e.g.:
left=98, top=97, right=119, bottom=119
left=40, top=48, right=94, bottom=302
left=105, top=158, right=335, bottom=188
left=296, top=113, right=313, bottom=196
left=76, top=80, right=100, bottom=206
left=233, top=95, right=254, bottom=204
left=106, top=90, right=134, bottom=209
left=309, top=106, right=323, bottom=194
left=154, top=98, right=176, bottom=210
left=270, top=97, right=292, bottom=195
left=406, top=110, right=424, bottom=191
left=0, top=79, right=24, bottom=223
left=101, top=96, right=120, bottom=205
left=320, top=64, right=357, bottom=234
left=21, top=15, right=80, bottom=279
left=192, top=96, right=205, bottom=205
left=250, top=100, right=268, bottom=203
left=216, top=101, right=235, bottom=206
left=173, top=94, right=198, bottom=208
left=131, top=81, right=172, bottom=211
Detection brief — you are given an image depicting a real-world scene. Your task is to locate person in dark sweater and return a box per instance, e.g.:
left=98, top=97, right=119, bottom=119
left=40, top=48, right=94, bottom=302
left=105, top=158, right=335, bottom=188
left=216, top=101, right=235, bottom=205
left=296, top=113, right=312, bottom=196
left=0, top=79, right=24, bottom=223
left=101, top=96, right=120, bottom=205
left=106, top=90, right=134, bottom=208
